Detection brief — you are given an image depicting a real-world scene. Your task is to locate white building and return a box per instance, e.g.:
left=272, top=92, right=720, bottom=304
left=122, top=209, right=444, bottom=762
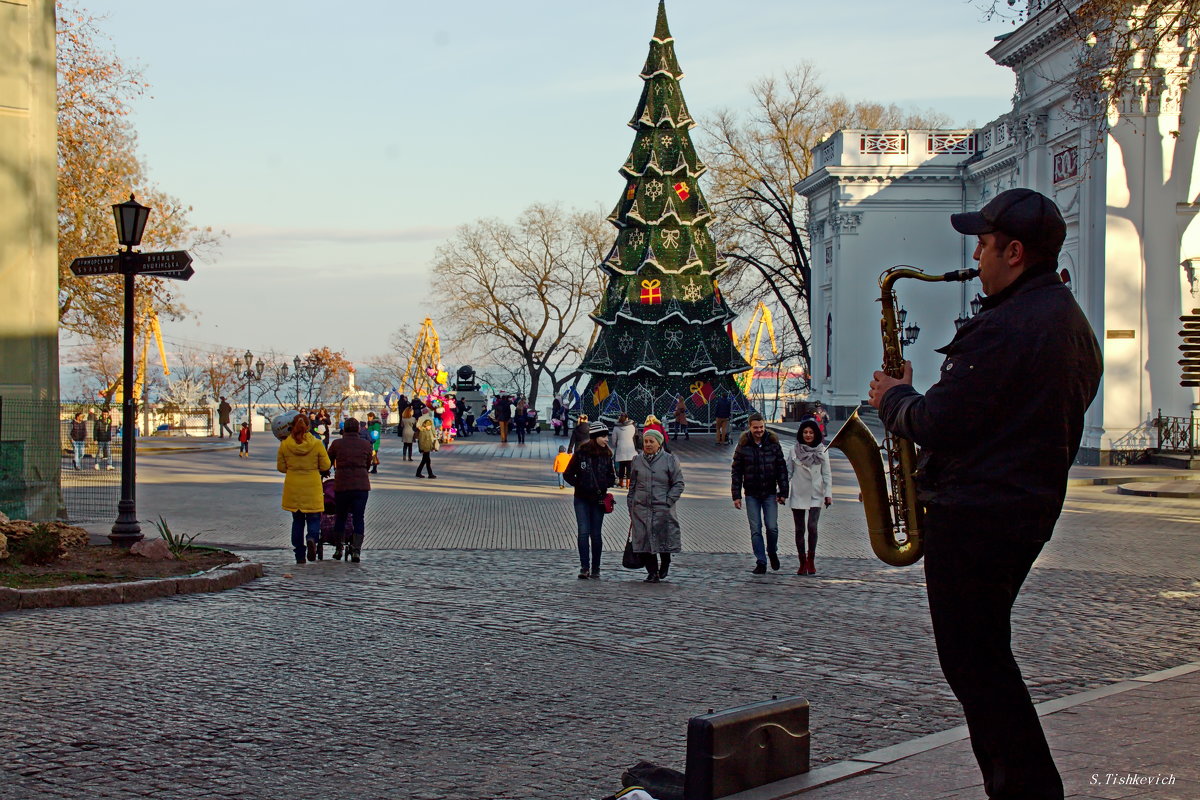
left=795, top=1, right=1199, bottom=461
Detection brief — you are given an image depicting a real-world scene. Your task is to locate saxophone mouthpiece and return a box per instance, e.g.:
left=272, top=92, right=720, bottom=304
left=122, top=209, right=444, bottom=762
left=942, top=268, right=980, bottom=282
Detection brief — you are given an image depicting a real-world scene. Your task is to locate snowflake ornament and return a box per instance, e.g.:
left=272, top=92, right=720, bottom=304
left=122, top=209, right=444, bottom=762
left=618, top=332, right=635, bottom=353
left=628, top=230, right=646, bottom=249
left=660, top=133, right=674, bottom=148
left=681, top=279, right=702, bottom=302
left=645, top=180, right=664, bottom=200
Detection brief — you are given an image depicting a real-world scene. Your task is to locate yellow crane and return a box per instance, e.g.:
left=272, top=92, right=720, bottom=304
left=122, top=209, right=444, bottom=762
left=732, top=302, right=777, bottom=396
left=105, top=305, right=170, bottom=404
left=400, top=317, right=443, bottom=400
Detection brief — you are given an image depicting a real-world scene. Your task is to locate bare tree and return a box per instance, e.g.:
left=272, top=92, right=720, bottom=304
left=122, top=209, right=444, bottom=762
left=361, top=324, right=419, bottom=397
left=433, top=204, right=608, bottom=407
left=703, top=63, right=952, bottom=389
left=979, top=1, right=1199, bottom=124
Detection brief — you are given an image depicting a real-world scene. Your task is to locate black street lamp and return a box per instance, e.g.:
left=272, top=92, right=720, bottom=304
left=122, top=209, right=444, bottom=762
left=109, top=194, right=152, bottom=547
left=293, top=355, right=303, bottom=407
left=240, top=351, right=265, bottom=430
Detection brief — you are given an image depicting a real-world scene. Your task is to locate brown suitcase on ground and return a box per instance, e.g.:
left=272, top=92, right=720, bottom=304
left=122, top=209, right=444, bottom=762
left=684, top=695, right=810, bottom=800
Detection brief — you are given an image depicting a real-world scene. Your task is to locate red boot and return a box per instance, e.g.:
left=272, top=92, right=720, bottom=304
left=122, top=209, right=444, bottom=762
left=805, top=554, right=816, bottom=575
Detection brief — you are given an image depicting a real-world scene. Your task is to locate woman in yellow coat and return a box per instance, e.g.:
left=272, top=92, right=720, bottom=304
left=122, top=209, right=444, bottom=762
left=277, top=413, right=331, bottom=564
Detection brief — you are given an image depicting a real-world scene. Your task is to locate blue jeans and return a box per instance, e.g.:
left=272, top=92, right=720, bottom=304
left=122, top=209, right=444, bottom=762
left=573, top=495, right=605, bottom=572
left=96, top=442, right=111, bottom=469
left=291, top=511, right=321, bottom=561
left=745, top=495, right=779, bottom=565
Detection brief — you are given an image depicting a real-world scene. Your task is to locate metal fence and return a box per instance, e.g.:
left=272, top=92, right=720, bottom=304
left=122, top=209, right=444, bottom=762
left=1154, top=409, right=1198, bottom=456
left=594, top=389, right=754, bottom=431
left=0, top=397, right=120, bottom=523
left=1107, top=409, right=1198, bottom=466
left=153, top=407, right=213, bottom=436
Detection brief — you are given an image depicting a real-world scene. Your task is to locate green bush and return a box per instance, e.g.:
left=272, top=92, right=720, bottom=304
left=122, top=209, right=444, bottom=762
left=10, top=524, right=62, bottom=565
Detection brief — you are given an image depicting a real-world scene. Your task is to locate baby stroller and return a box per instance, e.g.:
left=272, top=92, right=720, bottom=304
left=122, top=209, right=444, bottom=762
left=317, top=478, right=355, bottom=560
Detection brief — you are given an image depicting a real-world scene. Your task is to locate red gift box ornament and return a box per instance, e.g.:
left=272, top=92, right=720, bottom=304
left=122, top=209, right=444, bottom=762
left=640, top=278, right=663, bottom=304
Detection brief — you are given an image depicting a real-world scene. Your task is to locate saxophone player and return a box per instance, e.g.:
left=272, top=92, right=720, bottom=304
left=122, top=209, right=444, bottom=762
left=867, top=189, right=1102, bottom=800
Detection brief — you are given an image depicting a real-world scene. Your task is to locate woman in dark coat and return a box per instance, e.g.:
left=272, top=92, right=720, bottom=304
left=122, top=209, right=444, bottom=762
left=627, top=428, right=684, bottom=582
left=568, top=414, right=591, bottom=453
left=563, top=421, right=616, bottom=579
left=327, top=417, right=373, bottom=562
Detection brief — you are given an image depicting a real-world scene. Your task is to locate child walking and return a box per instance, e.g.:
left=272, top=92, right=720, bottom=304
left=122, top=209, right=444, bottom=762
left=238, top=422, right=251, bottom=458
left=552, top=445, right=571, bottom=489
left=786, top=419, right=832, bottom=574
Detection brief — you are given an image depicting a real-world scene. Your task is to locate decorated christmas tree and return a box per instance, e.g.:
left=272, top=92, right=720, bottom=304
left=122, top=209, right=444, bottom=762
left=579, top=1, right=753, bottom=426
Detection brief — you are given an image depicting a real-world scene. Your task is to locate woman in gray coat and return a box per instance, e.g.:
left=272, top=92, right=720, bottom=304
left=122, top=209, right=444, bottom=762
left=627, top=428, right=684, bottom=583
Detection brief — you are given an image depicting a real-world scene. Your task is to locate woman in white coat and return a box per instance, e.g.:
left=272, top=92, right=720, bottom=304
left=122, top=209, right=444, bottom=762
left=611, top=413, right=638, bottom=488
left=787, top=419, right=832, bottom=575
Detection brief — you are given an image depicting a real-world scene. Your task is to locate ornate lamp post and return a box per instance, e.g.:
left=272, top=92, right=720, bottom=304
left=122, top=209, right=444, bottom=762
left=897, top=306, right=921, bottom=348
left=292, top=355, right=303, bottom=407
left=110, top=195, right=151, bottom=546
left=240, top=350, right=265, bottom=429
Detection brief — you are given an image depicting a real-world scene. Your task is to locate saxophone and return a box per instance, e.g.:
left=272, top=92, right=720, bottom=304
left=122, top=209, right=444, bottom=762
left=829, top=266, right=979, bottom=567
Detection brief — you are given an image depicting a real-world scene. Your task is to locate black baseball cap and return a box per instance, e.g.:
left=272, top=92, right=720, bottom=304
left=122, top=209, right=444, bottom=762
left=951, top=188, right=1066, bottom=254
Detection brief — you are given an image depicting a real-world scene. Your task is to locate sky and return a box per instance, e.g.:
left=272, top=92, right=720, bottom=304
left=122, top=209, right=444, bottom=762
left=63, top=0, right=1018, bottom=379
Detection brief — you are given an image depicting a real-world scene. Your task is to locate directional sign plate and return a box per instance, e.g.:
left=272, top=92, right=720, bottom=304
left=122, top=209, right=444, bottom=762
left=69, top=255, right=121, bottom=276
left=145, top=264, right=195, bottom=281
left=133, top=251, right=192, bottom=280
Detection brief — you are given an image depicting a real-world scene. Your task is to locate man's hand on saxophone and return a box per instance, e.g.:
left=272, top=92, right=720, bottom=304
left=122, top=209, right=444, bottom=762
left=868, top=360, right=913, bottom=409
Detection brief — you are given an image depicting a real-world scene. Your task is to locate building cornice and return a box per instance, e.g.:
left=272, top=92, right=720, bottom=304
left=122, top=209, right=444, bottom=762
left=796, top=166, right=965, bottom=198
left=987, top=0, right=1079, bottom=68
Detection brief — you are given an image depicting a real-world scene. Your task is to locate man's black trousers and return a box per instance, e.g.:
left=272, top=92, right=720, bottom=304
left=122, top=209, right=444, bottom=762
left=923, top=505, right=1063, bottom=800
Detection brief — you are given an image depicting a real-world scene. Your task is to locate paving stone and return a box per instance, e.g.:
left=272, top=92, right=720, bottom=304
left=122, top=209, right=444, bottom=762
left=1, top=435, right=1193, bottom=799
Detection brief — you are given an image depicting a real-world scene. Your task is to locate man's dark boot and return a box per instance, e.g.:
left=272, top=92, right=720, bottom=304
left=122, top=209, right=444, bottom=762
left=751, top=561, right=767, bottom=574
left=332, top=543, right=343, bottom=560
left=350, top=534, right=364, bottom=563
left=768, top=552, right=780, bottom=571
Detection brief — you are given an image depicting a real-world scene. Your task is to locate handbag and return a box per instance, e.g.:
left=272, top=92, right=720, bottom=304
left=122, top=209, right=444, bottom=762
left=601, top=492, right=615, bottom=514
left=622, top=526, right=642, bottom=570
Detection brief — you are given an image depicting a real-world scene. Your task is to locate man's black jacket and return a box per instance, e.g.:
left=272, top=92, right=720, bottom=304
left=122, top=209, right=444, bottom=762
left=879, top=267, right=1102, bottom=521
left=731, top=431, right=789, bottom=500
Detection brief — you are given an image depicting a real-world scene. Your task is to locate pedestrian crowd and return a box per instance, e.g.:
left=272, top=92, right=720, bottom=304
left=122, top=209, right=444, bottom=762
left=558, top=407, right=834, bottom=583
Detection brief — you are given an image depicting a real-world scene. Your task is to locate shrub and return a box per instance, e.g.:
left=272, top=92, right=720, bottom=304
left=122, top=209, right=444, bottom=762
left=10, top=523, right=62, bottom=565
left=154, top=516, right=198, bottom=557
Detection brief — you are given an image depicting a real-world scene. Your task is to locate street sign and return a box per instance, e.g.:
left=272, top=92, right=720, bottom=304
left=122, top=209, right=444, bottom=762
left=1183, top=313, right=1200, bottom=386
left=141, top=264, right=195, bottom=281
left=69, top=255, right=121, bottom=276
left=70, top=251, right=193, bottom=281
left=131, top=251, right=193, bottom=281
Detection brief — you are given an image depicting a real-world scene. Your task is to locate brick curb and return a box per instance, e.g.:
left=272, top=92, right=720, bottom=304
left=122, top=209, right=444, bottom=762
left=0, top=556, right=264, bottom=613
left=722, top=661, right=1200, bottom=799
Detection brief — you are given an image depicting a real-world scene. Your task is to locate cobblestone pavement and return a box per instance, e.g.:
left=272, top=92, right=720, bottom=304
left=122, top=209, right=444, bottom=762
left=1, top=434, right=1197, bottom=799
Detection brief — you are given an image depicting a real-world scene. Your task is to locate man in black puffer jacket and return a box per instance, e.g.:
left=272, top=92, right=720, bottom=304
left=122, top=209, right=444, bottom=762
left=731, top=413, right=788, bottom=574
left=870, top=189, right=1102, bottom=800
